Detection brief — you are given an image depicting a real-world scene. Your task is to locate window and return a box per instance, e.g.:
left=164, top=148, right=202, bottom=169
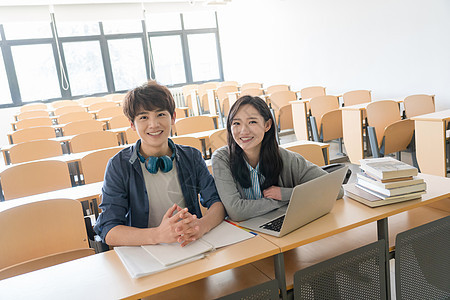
left=3, top=22, right=52, bottom=39
left=183, top=11, right=216, bottom=29
left=108, top=38, right=147, bottom=91
left=12, top=44, right=61, bottom=101
left=146, top=13, right=181, bottom=32
left=63, top=41, right=107, bottom=95
left=0, top=52, right=12, bottom=104
left=188, top=33, right=220, bottom=82
left=150, top=35, right=186, bottom=86
left=103, top=20, right=143, bottom=34
left=56, top=22, right=100, bottom=37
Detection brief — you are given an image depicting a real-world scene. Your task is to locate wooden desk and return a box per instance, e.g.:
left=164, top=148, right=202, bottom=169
left=280, top=140, right=330, bottom=165
left=0, top=236, right=279, bottom=300
left=412, top=109, right=450, bottom=177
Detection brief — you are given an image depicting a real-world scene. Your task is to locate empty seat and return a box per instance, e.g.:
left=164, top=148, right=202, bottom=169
left=57, top=111, right=93, bottom=125
left=96, top=106, right=124, bottom=119
left=175, top=116, right=215, bottom=136
left=61, top=119, right=104, bottom=136
left=11, top=126, right=56, bottom=144
left=69, top=131, right=119, bottom=153
left=54, top=105, right=85, bottom=116
left=9, top=139, right=63, bottom=164
left=125, top=127, right=140, bottom=144
left=80, top=147, right=122, bottom=184
left=88, top=101, right=116, bottom=112
left=19, top=103, right=47, bottom=113
left=284, top=143, right=326, bottom=166
left=342, top=90, right=371, bottom=107
left=50, top=99, right=79, bottom=109
left=171, top=136, right=203, bottom=153
left=266, top=84, right=290, bottom=95
left=403, top=94, right=435, bottom=118
left=15, top=117, right=53, bottom=130
left=108, top=115, right=130, bottom=129
left=16, top=110, right=49, bottom=121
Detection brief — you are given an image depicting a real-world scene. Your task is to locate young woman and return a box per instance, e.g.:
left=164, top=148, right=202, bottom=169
left=211, top=95, right=343, bottom=221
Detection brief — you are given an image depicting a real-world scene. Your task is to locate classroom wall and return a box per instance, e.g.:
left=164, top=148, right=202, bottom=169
left=217, top=0, right=450, bottom=110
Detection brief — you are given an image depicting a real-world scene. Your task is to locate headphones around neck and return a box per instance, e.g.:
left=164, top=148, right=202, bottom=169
left=137, top=139, right=176, bottom=174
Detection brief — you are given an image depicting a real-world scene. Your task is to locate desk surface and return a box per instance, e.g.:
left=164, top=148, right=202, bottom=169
left=0, top=236, right=278, bottom=300
left=412, top=108, right=450, bottom=121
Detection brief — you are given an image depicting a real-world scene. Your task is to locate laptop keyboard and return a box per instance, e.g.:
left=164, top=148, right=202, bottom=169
left=260, top=215, right=285, bottom=232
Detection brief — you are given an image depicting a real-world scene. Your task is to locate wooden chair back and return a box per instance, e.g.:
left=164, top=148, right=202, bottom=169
left=300, top=86, right=326, bottom=100
left=284, top=144, right=326, bottom=166
left=80, top=147, right=121, bottom=184
left=50, top=100, right=79, bottom=109
left=57, top=111, right=93, bottom=124
left=278, top=105, right=294, bottom=130
left=0, top=248, right=95, bottom=280
left=198, top=83, right=219, bottom=113
left=310, top=96, right=342, bottom=141
left=108, top=115, right=130, bottom=129
left=366, top=100, right=401, bottom=148
left=342, top=90, right=371, bottom=107
left=217, top=86, right=239, bottom=116
left=269, top=90, right=297, bottom=111
left=69, top=130, right=118, bottom=153
left=219, top=81, right=239, bottom=87
left=61, top=119, right=103, bottom=136
left=266, top=84, right=290, bottom=95
left=403, top=94, right=435, bottom=118
left=17, top=110, right=49, bottom=121
left=171, top=136, right=203, bottom=152
left=175, top=116, right=215, bottom=135
left=11, top=126, right=56, bottom=144
left=0, top=160, right=72, bottom=200
left=96, top=106, right=124, bottom=119
left=309, top=95, right=340, bottom=128
left=54, top=105, right=85, bottom=116
left=0, top=199, right=89, bottom=269
left=383, top=119, right=415, bottom=155
left=240, top=83, right=262, bottom=91
left=19, top=103, right=47, bottom=113
left=125, top=127, right=140, bottom=144
left=9, top=140, right=63, bottom=164
left=182, top=84, right=199, bottom=113
left=240, top=88, right=264, bottom=97
left=15, top=117, right=53, bottom=130
left=88, top=101, right=116, bottom=112
left=77, top=97, right=105, bottom=106
left=207, top=128, right=227, bottom=154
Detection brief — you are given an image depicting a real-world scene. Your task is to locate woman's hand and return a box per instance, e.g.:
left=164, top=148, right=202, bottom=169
left=263, top=186, right=282, bottom=200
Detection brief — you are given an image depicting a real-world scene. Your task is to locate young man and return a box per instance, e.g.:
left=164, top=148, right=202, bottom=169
left=94, top=81, right=225, bottom=247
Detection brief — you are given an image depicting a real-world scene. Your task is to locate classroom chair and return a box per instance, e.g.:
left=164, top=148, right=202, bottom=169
left=79, top=147, right=122, bottom=184
left=366, top=100, right=415, bottom=163
left=182, top=84, right=199, bottom=114
left=266, top=84, right=290, bottom=95
left=19, top=103, right=47, bottom=113
left=61, top=119, right=104, bottom=136
left=284, top=143, right=326, bottom=166
left=218, top=279, right=280, bottom=300
left=293, top=239, right=387, bottom=299
left=77, top=96, right=105, bottom=106
left=0, top=248, right=95, bottom=281
left=269, top=90, right=297, bottom=131
left=15, top=117, right=53, bottom=130
left=171, top=136, right=203, bottom=154
left=96, top=106, right=124, bottom=119
left=299, top=86, right=326, bottom=100
left=125, top=127, right=140, bottom=144
left=216, top=85, right=239, bottom=117
left=395, top=216, right=450, bottom=299
left=197, top=82, right=219, bottom=113
left=239, top=87, right=264, bottom=97
left=174, top=115, right=215, bottom=136
left=53, top=105, right=85, bottom=116
left=0, top=160, right=72, bottom=200
left=107, top=115, right=129, bottom=129
left=0, top=199, right=90, bottom=271
left=309, top=96, right=343, bottom=149
left=16, top=110, right=49, bottom=121
left=87, top=101, right=116, bottom=112
left=69, top=131, right=119, bottom=153
left=219, top=80, right=239, bottom=87
left=10, top=126, right=56, bottom=144
left=240, top=82, right=262, bottom=91
left=175, top=107, right=189, bottom=118
left=342, top=89, right=372, bottom=107
left=57, top=111, right=93, bottom=125
left=50, top=99, right=79, bottom=109
left=207, top=128, right=227, bottom=154
left=403, top=94, right=435, bottom=118
left=9, top=139, right=63, bottom=164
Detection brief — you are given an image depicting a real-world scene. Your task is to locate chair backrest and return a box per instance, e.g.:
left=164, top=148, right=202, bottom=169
left=96, top=106, right=124, bottom=119
left=309, top=95, right=340, bottom=128
left=9, top=139, right=63, bottom=164
left=182, top=84, right=199, bottom=112
left=17, top=110, right=49, bottom=121
left=0, top=199, right=89, bottom=269
left=108, top=115, right=130, bottom=129
left=293, top=239, right=386, bottom=300
left=0, top=248, right=95, bottom=280
left=69, top=130, right=119, bottom=153
left=11, top=126, right=56, bottom=144
left=175, top=116, right=215, bottom=135
left=217, top=279, right=280, bottom=300
left=15, top=117, right=53, bottom=130
left=171, top=136, right=203, bottom=153
left=403, top=94, right=435, bottom=118
left=54, top=105, right=85, bottom=116
left=343, top=90, right=372, bottom=107
left=269, top=90, right=297, bottom=111
left=284, top=143, right=326, bottom=166
left=208, top=128, right=227, bottom=154
left=198, top=82, right=219, bottom=98
left=300, top=86, right=326, bottom=100
left=78, top=97, right=105, bottom=106
left=240, top=82, right=262, bottom=91
left=19, top=103, right=47, bottom=113
left=240, top=88, right=264, bottom=97
left=88, top=101, right=116, bottom=112
left=395, top=216, right=450, bottom=300
left=219, top=81, right=239, bottom=87
left=366, top=100, right=401, bottom=147
left=0, top=160, right=72, bottom=200
left=125, top=127, right=140, bottom=144
left=217, top=85, right=239, bottom=102
left=383, top=119, right=415, bottom=155
left=266, top=84, right=290, bottom=95
left=61, top=119, right=104, bottom=136
left=50, top=99, right=79, bottom=109
left=80, top=147, right=121, bottom=184
left=278, top=104, right=294, bottom=130
left=57, top=111, right=93, bottom=124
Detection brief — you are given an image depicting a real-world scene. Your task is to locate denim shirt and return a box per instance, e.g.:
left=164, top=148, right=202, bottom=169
left=94, top=140, right=221, bottom=243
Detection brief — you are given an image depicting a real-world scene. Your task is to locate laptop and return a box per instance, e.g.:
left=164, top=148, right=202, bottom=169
left=238, top=166, right=348, bottom=237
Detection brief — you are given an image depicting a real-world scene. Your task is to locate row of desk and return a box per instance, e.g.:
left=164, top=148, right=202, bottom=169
left=0, top=173, right=449, bottom=299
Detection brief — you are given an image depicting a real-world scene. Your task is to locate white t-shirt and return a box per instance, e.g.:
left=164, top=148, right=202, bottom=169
left=140, top=159, right=186, bottom=228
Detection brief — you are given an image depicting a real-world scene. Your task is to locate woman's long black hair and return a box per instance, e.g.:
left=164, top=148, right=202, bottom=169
left=227, top=95, right=283, bottom=189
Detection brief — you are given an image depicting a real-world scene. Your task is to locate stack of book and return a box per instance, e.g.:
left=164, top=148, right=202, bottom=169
left=344, top=157, right=426, bottom=207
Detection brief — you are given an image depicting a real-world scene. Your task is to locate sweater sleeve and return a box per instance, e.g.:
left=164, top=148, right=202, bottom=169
left=211, top=147, right=288, bottom=222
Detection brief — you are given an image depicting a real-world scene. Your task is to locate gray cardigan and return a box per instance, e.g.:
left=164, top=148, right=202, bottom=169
left=211, top=146, right=344, bottom=221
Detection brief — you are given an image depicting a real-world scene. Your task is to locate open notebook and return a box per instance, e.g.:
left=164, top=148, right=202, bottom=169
left=115, top=221, right=255, bottom=278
